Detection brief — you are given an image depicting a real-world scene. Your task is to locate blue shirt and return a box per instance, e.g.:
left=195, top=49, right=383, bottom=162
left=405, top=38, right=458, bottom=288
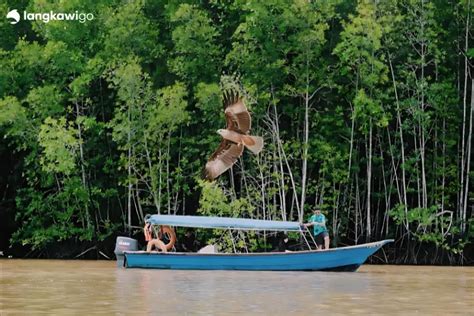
left=309, top=214, right=327, bottom=236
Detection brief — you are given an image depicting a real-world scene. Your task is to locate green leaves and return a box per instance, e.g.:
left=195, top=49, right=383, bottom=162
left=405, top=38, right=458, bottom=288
left=107, top=58, right=190, bottom=215
left=389, top=204, right=466, bottom=254
left=169, top=4, right=221, bottom=84
left=11, top=176, right=94, bottom=250
left=0, top=96, right=30, bottom=150
left=38, top=117, right=78, bottom=175
left=353, top=89, right=388, bottom=131
left=1, top=0, right=472, bottom=259
left=151, top=82, right=190, bottom=131
left=334, top=1, right=388, bottom=88
left=25, top=85, right=64, bottom=120
left=102, top=0, right=161, bottom=63
left=197, top=179, right=257, bottom=252
left=197, top=179, right=255, bottom=218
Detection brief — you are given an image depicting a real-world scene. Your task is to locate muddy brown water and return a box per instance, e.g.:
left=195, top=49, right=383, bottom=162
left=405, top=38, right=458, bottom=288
left=1, top=260, right=472, bottom=315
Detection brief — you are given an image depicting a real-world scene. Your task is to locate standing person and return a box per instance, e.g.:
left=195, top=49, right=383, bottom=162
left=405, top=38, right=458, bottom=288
left=303, top=207, right=330, bottom=250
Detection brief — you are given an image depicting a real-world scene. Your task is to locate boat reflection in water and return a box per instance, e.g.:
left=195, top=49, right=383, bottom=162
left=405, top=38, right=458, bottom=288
left=116, top=267, right=375, bottom=314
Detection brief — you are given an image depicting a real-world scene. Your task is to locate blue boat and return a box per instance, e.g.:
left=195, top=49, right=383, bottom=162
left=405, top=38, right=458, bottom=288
left=117, top=215, right=393, bottom=272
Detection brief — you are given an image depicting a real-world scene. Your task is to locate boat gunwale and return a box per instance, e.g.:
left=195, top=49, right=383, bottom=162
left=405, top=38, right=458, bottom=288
left=124, top=239, right=394, bottom=257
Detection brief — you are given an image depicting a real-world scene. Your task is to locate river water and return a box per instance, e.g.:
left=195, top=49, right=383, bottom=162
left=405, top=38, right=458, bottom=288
left=1, top=260, right=472, bottom=315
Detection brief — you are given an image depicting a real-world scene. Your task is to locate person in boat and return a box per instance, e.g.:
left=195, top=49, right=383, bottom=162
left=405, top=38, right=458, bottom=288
left=144, top=222, right=167, bottom=252
left=271, top=232, right=289, bottom=252
left=303, top=207, right=330, bottom=250
left=179, top=229, right=199, bottom=252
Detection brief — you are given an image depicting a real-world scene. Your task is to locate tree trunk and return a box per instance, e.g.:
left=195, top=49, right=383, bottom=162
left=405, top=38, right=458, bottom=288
left=460, top=0, right=471, bottom=233
left=366, top=121, right=372, bottom=241
left=389, top=56, right=409, bottom=231
left=272, top=102, right=287, bottom=220
left=420, top=7, right=428, bottom=209
left=74, top=101, right=91, bottom=230
left=300, top=85, right=310, bottom=221
left=462, top=78, right=473, bottom=233
left=127, top=107, right=132, bottom=231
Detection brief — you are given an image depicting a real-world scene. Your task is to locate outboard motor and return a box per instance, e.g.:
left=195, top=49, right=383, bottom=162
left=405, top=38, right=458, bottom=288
left=114, top=236, right=138, bottom=267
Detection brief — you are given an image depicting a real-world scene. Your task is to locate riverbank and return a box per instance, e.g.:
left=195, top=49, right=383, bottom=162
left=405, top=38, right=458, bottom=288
left=2, top=234, right=473, bottom=266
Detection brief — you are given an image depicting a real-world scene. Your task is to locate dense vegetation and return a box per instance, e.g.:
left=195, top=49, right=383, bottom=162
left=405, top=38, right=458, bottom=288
left=0, top=0, right=472, bottom=264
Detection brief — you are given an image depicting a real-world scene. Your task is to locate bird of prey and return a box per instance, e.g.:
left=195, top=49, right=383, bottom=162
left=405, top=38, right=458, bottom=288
left=203, top=90, right=264, bottom=180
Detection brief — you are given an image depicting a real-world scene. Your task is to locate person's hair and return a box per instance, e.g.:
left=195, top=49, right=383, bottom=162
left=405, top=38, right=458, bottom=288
left=313, top=205, right=321, bottom=211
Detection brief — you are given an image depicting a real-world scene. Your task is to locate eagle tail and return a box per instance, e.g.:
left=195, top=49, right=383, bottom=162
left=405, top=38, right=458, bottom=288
left=242, top=135, right=264, bottom=155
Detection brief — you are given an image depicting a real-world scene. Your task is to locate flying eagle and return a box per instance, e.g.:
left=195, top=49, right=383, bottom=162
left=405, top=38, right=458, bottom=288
left=203, top=90, right=264, bottom=180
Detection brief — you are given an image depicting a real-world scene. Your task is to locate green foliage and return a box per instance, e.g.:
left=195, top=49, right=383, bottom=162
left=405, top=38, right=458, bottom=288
left=38, top=117, right=78, bottom=175
left=197, top=179, right=256, bottom=252
left=0, top=96, right=30, bottom=149
left=151, top=82, right=190, bottom=131
left=102, top=0, right=161, bottom=63
left=389, top=204, right=467, bottom=254
left=197, top=179, right=255, bottom=217
left=1, top=0, right=472, bottom=262
left=169, top=4, right=221, bottom=84
left=11, top=177, right=93, bottom=250
left=353, top=89, right=389, bottom=131
left=195, top=82, right=222, bottom=122
left=107, top=59, right=190, bottom=215
left=26, top=85, right=64, bottom=119
left=334, top=0, right=388, bottom=119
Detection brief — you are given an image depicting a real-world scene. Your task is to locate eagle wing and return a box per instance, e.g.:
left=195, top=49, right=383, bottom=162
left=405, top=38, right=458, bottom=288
left=223, top=90, right=251, bottom=134
left=203, top=140, right=244, bottom=180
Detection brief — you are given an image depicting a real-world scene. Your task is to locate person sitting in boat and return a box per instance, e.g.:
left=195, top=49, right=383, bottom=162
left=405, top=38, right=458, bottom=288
left=271, top=232, right=289, bottom=252
left=144, top=222, right=167, bottom=253
left=180, top=229, right=199, bottom=252
left=303, top=207, right=330, bottom=250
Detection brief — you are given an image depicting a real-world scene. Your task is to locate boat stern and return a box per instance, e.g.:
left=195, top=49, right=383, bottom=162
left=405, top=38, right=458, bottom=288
left=114, top=236, right=138, bottom=267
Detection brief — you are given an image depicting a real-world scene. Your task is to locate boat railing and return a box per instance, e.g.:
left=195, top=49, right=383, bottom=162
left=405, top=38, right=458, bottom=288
left=144, top=214, right=328, bottom=253
left=176, top=226, right=321, bottom=254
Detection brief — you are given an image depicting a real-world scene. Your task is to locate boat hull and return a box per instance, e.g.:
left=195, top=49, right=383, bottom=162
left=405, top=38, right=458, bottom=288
left=123, top=240, right=393, bottom=271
